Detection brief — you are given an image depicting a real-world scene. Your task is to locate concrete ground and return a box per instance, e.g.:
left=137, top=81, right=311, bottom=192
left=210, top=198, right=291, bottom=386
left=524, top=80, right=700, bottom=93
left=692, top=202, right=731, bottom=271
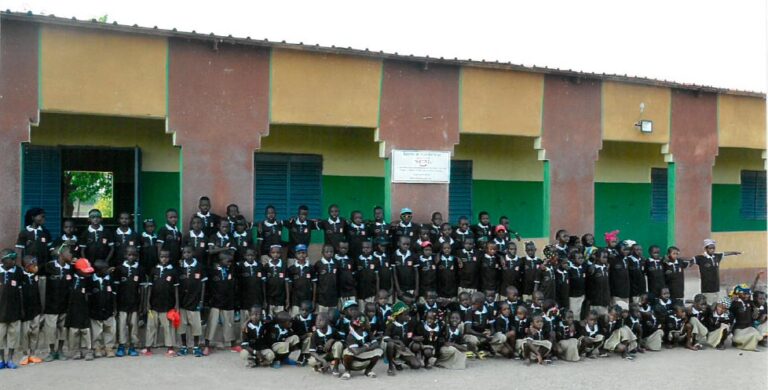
left=1, top=345, right=766, bottom=389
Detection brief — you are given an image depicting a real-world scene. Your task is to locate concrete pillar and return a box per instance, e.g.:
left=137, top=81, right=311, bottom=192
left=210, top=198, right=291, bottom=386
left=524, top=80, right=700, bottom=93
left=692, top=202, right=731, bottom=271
left=668, top=90, right=718, bottom=256
left=167, top=40, right=270, bottom=228
left=0, top=21, right=38, bottom=243
left=377, top=61, right=460, bottom=223
left=539, top=75, right=602, bottom=240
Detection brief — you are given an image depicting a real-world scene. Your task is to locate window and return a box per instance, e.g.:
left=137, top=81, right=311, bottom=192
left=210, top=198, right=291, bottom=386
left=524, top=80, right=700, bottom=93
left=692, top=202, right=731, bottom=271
left=650, top=167, right=667, bottom=222
left=449, top=160, right=473, bottom=224
left=741, top=170, right=767, bottom=220
left=63, top=171, right=114, bottom=218
left=253, top=153, right=322, bottom=220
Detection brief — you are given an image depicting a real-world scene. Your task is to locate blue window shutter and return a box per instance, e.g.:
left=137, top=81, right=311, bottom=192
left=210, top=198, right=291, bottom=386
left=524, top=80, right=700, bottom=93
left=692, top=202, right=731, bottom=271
left=254, top=154, right=290, bottom=221
left=650, top=167, right=668, bottom=222
left=22, top=145, right=62, bottom=237
left=449, top=160, right=473, bottom=224
left=287, top=155, right=323, bottom=220
left=254, top=153, right=323, bottom=221
left=741, top=170, right=766, bottom=220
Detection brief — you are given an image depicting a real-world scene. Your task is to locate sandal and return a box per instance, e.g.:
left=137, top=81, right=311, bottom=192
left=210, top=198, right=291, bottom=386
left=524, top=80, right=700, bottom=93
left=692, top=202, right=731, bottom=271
left=366, top=371, right=377, bottom=378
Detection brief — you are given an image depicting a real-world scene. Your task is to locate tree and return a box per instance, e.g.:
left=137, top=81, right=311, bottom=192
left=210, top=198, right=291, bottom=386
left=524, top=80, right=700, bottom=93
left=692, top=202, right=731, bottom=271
left=63, top=171, right=113, bottom=217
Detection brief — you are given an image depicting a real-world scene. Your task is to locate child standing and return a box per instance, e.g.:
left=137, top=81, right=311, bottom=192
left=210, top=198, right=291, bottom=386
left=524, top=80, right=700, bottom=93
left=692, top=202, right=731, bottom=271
left=287, top=245, right=315, bottom=316
left=207, top=222, right=234, bottom=271
left=178, top=246, right=206, bottom=357
left=392, top=208, right=419, bottom=246
left=284, top=205, right=317, bottom=260
left=318, top=204, right=346, bottom=251
left=42, top=245, right=73, bottom=361
left=457, top=238, right=479, bottom=296
left=67, top=258, right=95, bottom=360
left=480, top=243, right=500, bottom=299
left=205, top=253, right=238, bottom=354
left=628, top=243, right=647, bottom=303
left=16, top=208, right=52, bottom=266
left=315, top=245, right=339, bottom=313
left=88, top=260, right=117, bottom=358
left=644, top=245, right=665, bottom=299
left=346, top=211, right=368, bottom=260
left=568, top=251, right=587, bottom=320
left=534, top=247, right=557, bottom=302
left=355, top=241, right=378, bottom=307
left=663, top=246, right=689, bottom=304
left=195, top=196, right=221, bottom=237
left=437, top=242, right=458, bottom=301
left=587, top=249, right=611, bottom=317
left=522, top=241, right=541, bottom=302
left=471, top=212, right=492, bottom=242
left=417, top=242, right=437, bottom=300
left=156, top=209, right=182, bottom=264
left=335, top=242, right=357, bottom=306
left=366, top=206, right=391, bottom=244
left=52, top=219, right=80, bottom=259
left=140, top=219, right=159, bottom=276
left=19, top=255, right=43, bottom=365
left=115, top=246, right=143, bottom=357
left=113, top=212, right=139, bottom=268
left=79, top=209, right=114, bottom=265
left=499, top=242, right=522, bottom=298
left=0, top=250, right=22, bottom=369
left=373, top=239, right=393, bottom=296
left=609, top=241, right=632, bottom=310
left=231, top=217, right=253, bottom=264
left=144, top=250, right=178, bottom=357
left=183, top=216, right=208, bottom=269
left=264, top=245, right=289, bottom=316
left=393, top=237, right=418, bottom=299
left=691, top=239, right=742, bottom=303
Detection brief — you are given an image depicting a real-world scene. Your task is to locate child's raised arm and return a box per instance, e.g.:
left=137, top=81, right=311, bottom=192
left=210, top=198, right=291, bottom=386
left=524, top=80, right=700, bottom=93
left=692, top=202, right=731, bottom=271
left=751, top=270, right=765, bottom=292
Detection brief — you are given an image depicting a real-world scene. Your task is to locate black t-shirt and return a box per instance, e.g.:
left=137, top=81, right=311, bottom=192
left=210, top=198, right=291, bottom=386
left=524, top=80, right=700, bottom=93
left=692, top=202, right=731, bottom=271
left=65, top=273, right=90, bottom=329
left=258, top=220, right=284, bottom=254
left=88, top=274, right=116, bottom=321
left=292, top=313, right=315, bottom=337
left=241, top=320, right=270, bottom=350
left=345, top=222, right=369, bottom=259
left=207, top=232, right=233, bottom=268
left=113, top=228, right=140, bottom=268
left=587, top=264, right=611, bottom=306
left=182, top=231, right=208, bottom=268
left=314, top=259, right=339, bottom=307
left=499, top=255, right=522, bottom=294
left=535, top=265, right=556, bottom=300
left=385, top=319, right=416, bottom=343
left=0, top=266, right=23, bottom=322
left=663, top=259, right=688, bottom=299
left=43, top=261, right=73, bottom=315
left=471, top=224, right=492, bottom=242
left=437, top=255, right=458, bottom=298
left=393, top=250, right=417, bottom=292
left=270, top=323, right=295, bottom=343
left=318, top=218, right=346, bottom=250
left=355, top=255, right=378, bottom=299
left=16, top=225, right=53, bottom=264
left=287, top=262, right=315, bottom=306
left=451, top=229, right=474, bottom=250
left=555, top=268, right=570, bottom=308
left=208, top=265, right=235, bottom=310
left=157, top=225, right=182, bottom=263
left=115, top=261, right=144, bottom=312
left=374, top=252, right=393, bottom=291
left=467, top=305, right=493, bottom=333
left=730, top=298, right=753, bottom=330
left=568, top=263, right=586, bottom=297
left=140, top=233, right=159, bottom=275
left=264, top=260, right=288, bottom=306
left=457, top=249, right=480, bottom=289
left=79, top=225, right=114, bottom=262
left=20, top=269, right=42, bottom=321
left=194, top=212, right=221, bottom=238
left=237, top=260, right=264, bottom=309
left=418, top=255, right=437, bottom=295
left=149, top=264, right=178, bottom=312
left=627, top=256, right=647, bottom=296
left=179, top=259, right=207, bottom=310
left=644, top=258, right=666, bottom=298
left=231, top=231, right=253, bottom=263
left=608, top=256, right=630, bottom=299
left=693, top=254, right=724, bottom=293
left=335, top=255, right=357, bottom=297
left=480, top=253, right=500, bottom=292
left=392, top=222, right=419, bottom=245
left=418, top=321, right=443, bottom=348
left=284, top=218, right=316, bottom=254
left=523, top=256, right=542, bottom=295
left=309, top=326, right=338, bottom=353
left=366, top=220, right=392, bottom=243
left=52, top=234, right=80, bottom=259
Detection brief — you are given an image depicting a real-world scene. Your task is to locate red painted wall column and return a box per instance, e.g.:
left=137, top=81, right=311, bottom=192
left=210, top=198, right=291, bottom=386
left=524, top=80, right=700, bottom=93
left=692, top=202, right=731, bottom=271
left=378, top=61, right=460, bottom=223
left=167, top=40, right=270, bottom=228
left=540, top=76, right=602, bottom=239
left=669, top=90, right=718, bottom=257
left=0, top=21, right=38, bottom=243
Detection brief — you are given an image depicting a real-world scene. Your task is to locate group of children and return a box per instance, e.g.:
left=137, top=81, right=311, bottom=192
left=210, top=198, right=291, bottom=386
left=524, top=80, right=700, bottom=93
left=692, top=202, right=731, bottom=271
left=1, top=199, right=765, bottom=378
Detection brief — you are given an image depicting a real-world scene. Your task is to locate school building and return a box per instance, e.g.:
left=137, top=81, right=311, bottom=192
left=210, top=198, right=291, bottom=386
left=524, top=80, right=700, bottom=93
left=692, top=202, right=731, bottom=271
left=1, top=12, right=765, bottom=285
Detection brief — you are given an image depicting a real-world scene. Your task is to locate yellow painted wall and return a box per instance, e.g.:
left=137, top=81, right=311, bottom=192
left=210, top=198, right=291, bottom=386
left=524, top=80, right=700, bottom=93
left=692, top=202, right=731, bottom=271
left=712, top=148, right=766, bottom=184
left=453, top=134, right=542, bottom=181
left=270, top=50, right=381, bottom=127
left=259, top=125, right=382, bottom=177
left=31, top=113, right=178, bottom=172
left=460, top=68, right=543, bottom=137
left=602, top=81, right=670, bottom=143
left=718, top=95, right=767, bottom=149
left=711, top=231, right=767, bottom=269
left=40, top=26, right=167, bottom=118
left=595, top=141, right=666, bottom=183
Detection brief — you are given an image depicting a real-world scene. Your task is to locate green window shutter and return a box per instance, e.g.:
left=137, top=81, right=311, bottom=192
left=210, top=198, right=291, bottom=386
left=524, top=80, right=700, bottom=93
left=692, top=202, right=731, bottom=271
left=22, top=145, right=62, bottom=237
left=254, top=153, right=323, bottom=221
left=449, top=160, right=473, bottom=224
left=651, top=167, right=668, bottom=222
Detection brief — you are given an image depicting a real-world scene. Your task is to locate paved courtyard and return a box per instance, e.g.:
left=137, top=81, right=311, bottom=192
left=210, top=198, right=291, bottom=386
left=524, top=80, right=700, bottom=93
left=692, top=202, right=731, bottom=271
left=2, top=345, right=766, bottom=390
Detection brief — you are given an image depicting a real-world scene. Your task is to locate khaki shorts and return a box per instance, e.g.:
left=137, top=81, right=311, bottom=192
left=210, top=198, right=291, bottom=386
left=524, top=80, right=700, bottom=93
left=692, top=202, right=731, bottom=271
left=0, top=321, right=21, bottom=349
left=180, top=309, right=203, bottom=337
left=43, top=313, right=67, bottom=345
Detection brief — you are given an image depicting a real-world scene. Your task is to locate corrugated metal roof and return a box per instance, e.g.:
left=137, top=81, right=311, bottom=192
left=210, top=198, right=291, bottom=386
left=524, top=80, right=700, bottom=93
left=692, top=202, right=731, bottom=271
left=2, top=10, right=764, bottom=99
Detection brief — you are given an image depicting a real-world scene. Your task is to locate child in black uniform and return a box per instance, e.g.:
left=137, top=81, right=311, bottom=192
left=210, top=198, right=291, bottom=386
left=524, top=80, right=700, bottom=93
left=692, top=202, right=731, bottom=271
left=156, top=209, right=182, bottom=264
left=393, top=237, right=418, bottom=299
left=288, top=245, right=315, bottom=316
left=140, top=219, right=158, bottom=276
left=319, top=205, right=346, bottom=251
left=264, top=245, right=289, bottom=317
left=0, top=250, right=22, bottom=369
left=231, top=217, right=253, bottom=264
left=205, top=252, right=238, bottom=354
left=437, top=242, right=458, bottom=301
left=42, top=245, right=74, bottom=362
left=644, top=245, right=665, bottom=299
left=284, top=205, right=317, bottom=260
left=88, top=260, right=117, bottom=358
left=79, top=209, right=114, bottom=264
left=183, top=216, right=208, bottom=269
left=522, top=241, right=541, bottom=302
left=355, top=241, right=378, bottom=306
left=663, top=246, right=689, bottom=304
left=534, top=247, right=557, bottom=302
left=144, top=250, right=178, bottom=357
left=373, top=239, right=393, bottom=296
left=113, top=212, right=139, bottom=268
left=19, top=255, right=43, bottom=366
left=178, top=246, right=206, bottom=357
left=417, top=242, right=437, bottom=300
left=336, top=242, right=356, bottom=305
left=257, top=206, right=284, bottom=260
left=115, top=246, right=143, bottom=357
left=52, top=219, right=80, bottom=259
left=457, top=238, right=479, bottom=296
left=195, top=196, right=221, bottom=238
left=346, top=211, right=368, bottom=260
left=207, top=222, right=234, bottom=271
left=67, top=258, right=95, bottom=360
left=16, top=208, right=52, bottom=265
left=480, top=243, right=500, bottom=298
left=315, top=245, right=339, bottom=313
left=628, top=243, right=647, bottom=303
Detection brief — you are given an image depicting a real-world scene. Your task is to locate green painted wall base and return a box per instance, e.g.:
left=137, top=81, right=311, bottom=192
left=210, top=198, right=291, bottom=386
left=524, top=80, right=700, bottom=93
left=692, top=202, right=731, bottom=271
left=472, top=180, right=544, bottom=237
left=595, top=182, right=668, bottom=250
left=140, top=171, right=180, bottom=226
left=712, top=184, right=767, bottom=232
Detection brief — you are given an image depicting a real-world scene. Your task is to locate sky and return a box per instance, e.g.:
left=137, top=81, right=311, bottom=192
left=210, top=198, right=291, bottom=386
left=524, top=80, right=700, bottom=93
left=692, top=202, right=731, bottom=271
left=3, top=0, right=766, bottom=93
